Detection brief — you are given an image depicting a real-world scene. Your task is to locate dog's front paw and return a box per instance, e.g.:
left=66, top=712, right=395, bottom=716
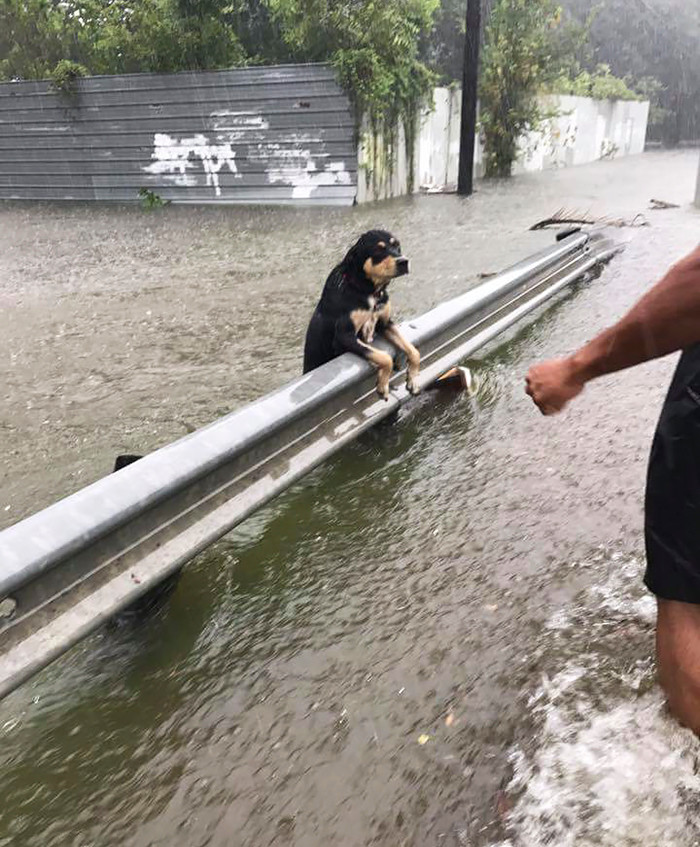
left=406, top=374, right=421, bottom=396
left=376, top=374, right=391, bottom=401
left=406, top=345, right=421, bottom=396
left=376, top=386, right=390, bottom=401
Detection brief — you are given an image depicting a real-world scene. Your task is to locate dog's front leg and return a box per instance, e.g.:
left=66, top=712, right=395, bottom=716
left=335, top=321, right=393, bottom=400
left=382, top=322, right=421, bottom=395
left=357, top=340, right=393, bottom=399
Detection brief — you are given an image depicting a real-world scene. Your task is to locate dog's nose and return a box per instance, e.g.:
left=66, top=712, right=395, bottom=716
left=395, top=257, right=409, bottom=277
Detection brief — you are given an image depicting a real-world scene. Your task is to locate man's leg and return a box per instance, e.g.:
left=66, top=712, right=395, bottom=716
left=656, top=598, right=700, bottom=734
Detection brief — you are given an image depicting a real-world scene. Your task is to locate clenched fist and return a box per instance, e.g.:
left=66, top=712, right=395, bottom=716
left=525, top=357, right=586, bottom=415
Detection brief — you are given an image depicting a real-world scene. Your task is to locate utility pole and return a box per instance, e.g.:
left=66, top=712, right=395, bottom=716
left=457, top=0, right=481, bottom=195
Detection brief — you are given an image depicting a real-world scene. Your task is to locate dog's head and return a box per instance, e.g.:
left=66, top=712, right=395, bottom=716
left=340, top=229, right=409, bottom=289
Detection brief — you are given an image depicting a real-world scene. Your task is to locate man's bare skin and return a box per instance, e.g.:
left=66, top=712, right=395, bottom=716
left=526, top=246, right=700, bottom=413
left=526, top=245, right=700, bottom=733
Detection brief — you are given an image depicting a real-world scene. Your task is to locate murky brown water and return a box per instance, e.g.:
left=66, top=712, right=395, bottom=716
left=1, top=150, right=699, bottom=846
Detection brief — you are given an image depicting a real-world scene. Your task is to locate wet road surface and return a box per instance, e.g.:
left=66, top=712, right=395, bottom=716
left=1, top=150, right=700, bottom=846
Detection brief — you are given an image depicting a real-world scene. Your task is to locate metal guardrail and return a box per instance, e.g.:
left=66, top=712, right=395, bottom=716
left=0, top=229, right=621, bottom=699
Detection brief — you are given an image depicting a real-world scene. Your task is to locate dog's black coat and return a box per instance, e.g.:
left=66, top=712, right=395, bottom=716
left=303, top=229, right=407, bottom=373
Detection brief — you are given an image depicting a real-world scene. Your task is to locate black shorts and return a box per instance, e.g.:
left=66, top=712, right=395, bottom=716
left=644, top=354, right=700, bottom=603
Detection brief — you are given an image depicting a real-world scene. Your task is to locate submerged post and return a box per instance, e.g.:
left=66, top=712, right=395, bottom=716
left=457, top=0, right=481, bottom=196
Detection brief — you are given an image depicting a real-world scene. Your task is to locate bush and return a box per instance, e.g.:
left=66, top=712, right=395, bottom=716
left=479, top=0, right=562, bottom=178
left=549, top=64, right=641, bottom=101
left=266, top=0, right=438, bottom=192
left=49, top=59, right=88, bottom=95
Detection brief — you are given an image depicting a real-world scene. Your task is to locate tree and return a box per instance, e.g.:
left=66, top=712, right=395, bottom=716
left=478, top=0, right=561, bottom=178
left=558, top=0, right=700, bottom=145
left=424, top=0, right=497, bottom=84
left=0, top=0, right=74, bottom=80
left=265, top=0, right=438, bottom=124
left=265, top=0, right=438, bottom=191
left=426, top=0, right=700, bottom=146
left=227, top=0, right=291, bottom=64
left=0, top=0, right=247, bottom=80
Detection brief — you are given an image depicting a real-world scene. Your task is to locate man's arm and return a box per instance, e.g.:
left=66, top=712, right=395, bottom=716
left=526, top=246, right=700, bottom=415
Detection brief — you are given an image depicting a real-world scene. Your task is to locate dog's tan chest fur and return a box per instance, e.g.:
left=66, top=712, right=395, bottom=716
left=350, top=296, right=391, bottom=344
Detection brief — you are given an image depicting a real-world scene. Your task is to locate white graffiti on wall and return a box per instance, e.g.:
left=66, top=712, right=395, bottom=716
left=209, top=111, right=270, bottom=136
left=143, top=110, right=352, bottom=200
left=267, top=159, right=351, bottom=199
left=250, top=131, right=351, bottom=198
left=142, top=132, right=239, bottom=196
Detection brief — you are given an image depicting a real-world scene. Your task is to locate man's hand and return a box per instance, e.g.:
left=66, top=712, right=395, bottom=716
left=525, top=357, right=586, bottom=415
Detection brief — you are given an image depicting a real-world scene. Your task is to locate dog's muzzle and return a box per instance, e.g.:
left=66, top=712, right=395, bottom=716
left=395, top=257, right=409, bottom=277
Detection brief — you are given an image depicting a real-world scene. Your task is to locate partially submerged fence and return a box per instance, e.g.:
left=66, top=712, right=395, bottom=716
left=360, top=88, right=651, bottom=201
left=2, top=63, right=651, bottom=207
left=0, top=63, right=356, bottom=205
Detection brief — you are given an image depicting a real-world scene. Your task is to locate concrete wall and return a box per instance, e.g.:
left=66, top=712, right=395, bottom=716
left=517, top=95, right=650, bottom=174
left=360, top=87, right=650, bottom=201
left=356, top=118, right=413, bottom=204
left=416, top=87, right=466, bottom=192
left=356, top=89, right=465, bottom=203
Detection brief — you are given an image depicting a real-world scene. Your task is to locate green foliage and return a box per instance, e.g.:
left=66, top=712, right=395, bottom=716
left=548, top=64, right=641, bottom=101
left=0, top=0, right=247, bottom=80
left=633, top=75, right=672, bottom=132
left=556, top=0, right=700, bottom=145
left=265, top=0, right=438, bottom=119
left=478, top=0, right=562, bottom=179
left=138, top=187, right=169, bottom=209
left=78, top=0, right=247, bottom=75
left=478, top=1, right=643, bottom=178
left=428, top=0, right=700, bottom=147
left=424, top=0, right=466, bottom=84
left=265, top=0, right=438, bottom=192
left=49, top=59, right=88, bottom=95
left=227, top=0, right=291, bottom=64
left=0, top=0, right=70, bottom=80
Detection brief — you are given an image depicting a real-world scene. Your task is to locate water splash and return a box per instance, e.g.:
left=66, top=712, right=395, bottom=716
left=494, top=554, right=700, bottom=847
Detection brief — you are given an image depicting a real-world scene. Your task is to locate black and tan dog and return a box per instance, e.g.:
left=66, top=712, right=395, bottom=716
left=303, top=230, right=420, bottom=399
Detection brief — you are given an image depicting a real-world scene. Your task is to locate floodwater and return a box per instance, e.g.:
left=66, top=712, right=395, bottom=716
left=1, top=150, right=699, bottom=846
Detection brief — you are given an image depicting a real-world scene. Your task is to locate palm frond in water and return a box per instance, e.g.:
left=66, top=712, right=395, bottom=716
left=530, top=208, right=650, bottom=230
left=530, top=208, right=596, bottom=230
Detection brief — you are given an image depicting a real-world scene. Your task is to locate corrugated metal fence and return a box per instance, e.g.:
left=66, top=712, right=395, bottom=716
left=0, top=63, right=357, bottom=205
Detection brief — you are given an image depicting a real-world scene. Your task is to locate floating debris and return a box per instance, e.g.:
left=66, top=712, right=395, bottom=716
left=530, top=208, right=596, bottom=230
left=649, top=198, right=680, bottom=210
left=530, top=208, right=650, bottom=230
